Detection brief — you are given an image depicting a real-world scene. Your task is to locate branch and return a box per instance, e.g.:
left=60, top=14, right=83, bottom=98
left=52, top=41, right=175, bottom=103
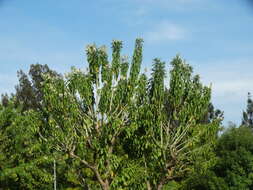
left=69, top=151, right=106, bottom=188
left=38, top=131, right=48, bottom=142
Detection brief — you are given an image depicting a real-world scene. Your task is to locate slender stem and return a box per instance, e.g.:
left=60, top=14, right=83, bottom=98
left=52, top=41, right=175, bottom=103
left=54, top=159, right=57, bottom=190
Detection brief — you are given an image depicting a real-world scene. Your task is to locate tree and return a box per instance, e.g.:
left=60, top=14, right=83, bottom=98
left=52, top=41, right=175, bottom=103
left=1, top=93, right=9, bottom=107
left=1, top=68, right=85, bottom=189
left=0, top=100, right=54, bottom=189
left=41, top=41, right=222, bottom=189
left=1, top=39, right=222, bottom=189
left=182, top=170, right=228, bottom=190
left=42, top=39, right=146, bottom=190
left=242, top=92, right=253, bottom=128
left=15, top=63, right=60, bottom=111
left=124, top=55, right=221, bottom=189
left=214, top=125, right=253, bottom=190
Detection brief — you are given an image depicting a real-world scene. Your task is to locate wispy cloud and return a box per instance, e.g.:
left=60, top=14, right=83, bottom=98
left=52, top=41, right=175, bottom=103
left=190, top=58, right=253, bottom=124
left=210, top=78, right=253, bottom=124
left=145, top=22, right=186, bottom=43
left=212, top=79, right=253, bottom=98
left=192, top=59, right=253, bottom=98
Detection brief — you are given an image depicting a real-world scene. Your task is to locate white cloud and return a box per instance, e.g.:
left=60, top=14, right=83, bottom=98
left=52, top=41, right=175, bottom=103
left=189, top=58, right=253, bottom=124
left=208, top=78, right=252, bottom=122
left=191, top=59, right=253, bottom=94
left=210, top=79, right=253, bottom=125
left=212, top=79, right=253, bottom=98
left=145, top=22, right=186, bottom=43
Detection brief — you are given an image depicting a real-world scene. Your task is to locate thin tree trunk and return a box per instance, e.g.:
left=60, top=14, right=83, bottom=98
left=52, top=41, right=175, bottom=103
left=157, top=183, right=164, bottom=190
left=146, top=181, right=152, bottom=190
left=54, top=159, right=57, bottom=190
left=157, top=176, right=169, bottom=190
left=101, top=180, right=110, bottom=190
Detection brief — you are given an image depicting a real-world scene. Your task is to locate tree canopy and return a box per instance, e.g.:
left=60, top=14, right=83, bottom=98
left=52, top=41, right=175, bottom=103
left=1, top=39, right=252, bottom=190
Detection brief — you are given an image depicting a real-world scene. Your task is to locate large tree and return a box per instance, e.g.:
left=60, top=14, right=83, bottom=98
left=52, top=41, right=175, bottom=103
left=42, top=39, right=146, bottom=190
left=0, top=39, right=222, bottom=189
left=126, top=55, right=221, bottom=190
left=41, top=40, right=221, bottom=189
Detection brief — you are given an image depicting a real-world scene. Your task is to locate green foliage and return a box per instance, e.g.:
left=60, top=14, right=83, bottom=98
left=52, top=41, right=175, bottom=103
left=124, top=55, right=221, bottom=190
left=214, top=126, right=253, bottom=190
left=182, top=170, right=228, bottom=190
left=0, top=103, right=53, bottom=189
left=41, top=39, right=146, bottom=190
left=182, top=125, right=253, bottom=190
left=0, top=39, right=224, bottom=190
left=15, top=64, right=60, bottom=111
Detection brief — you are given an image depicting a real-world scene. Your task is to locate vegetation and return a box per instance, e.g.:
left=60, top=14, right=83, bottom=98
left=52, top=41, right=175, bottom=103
left=0, top=39, right=252, bottom=189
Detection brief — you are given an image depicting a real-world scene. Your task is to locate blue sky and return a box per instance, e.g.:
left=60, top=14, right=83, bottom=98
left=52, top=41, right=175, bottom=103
left=0, top=0, right=253, bottom=125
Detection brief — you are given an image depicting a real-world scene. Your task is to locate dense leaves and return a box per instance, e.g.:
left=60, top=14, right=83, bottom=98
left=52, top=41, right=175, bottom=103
left=1, top=39, right=252, bottom=190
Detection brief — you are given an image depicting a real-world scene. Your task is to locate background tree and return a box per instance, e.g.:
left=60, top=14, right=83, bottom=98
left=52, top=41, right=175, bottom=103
left=242, top=92, right=253, bottom=128
left=0, top=39, right=225, bottom=190
left=0, top=100, right=54, bottom=189
left=214, top=125, right=253, bottom=190
left=1, top=93, right=10, bottom=107
left=15, top=63, right=60, bottom=111
left=0, top=66, right=86, bottom=190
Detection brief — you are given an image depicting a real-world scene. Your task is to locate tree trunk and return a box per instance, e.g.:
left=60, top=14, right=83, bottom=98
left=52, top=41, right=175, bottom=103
left=157, top=183, right=164, bottom=190
left=157, top=176, right=168, bottom=190
left=146, top=181, right=152, bottom=190
left=101, top=180, right=110, bottom=190
left=69, top=152, right=109, bottom=190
